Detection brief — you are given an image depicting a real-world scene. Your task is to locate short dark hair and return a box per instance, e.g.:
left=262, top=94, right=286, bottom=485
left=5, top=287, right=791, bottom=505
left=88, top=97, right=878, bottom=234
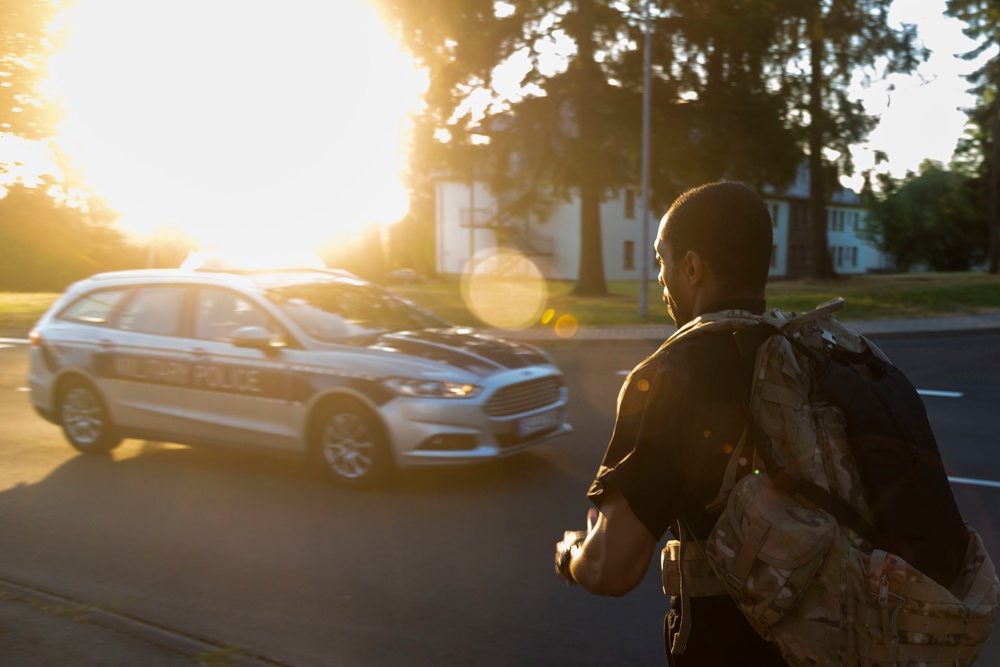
left=662, top=181, right=773, bottom=292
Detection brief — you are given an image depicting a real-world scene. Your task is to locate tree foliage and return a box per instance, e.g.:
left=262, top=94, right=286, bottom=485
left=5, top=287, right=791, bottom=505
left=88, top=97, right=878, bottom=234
left=378, top=0, right=928, bottom=289
left=0, top=180, right=147, bottom=291
left=945, top=0, right=1000, bottom=272
left=863, top=162, right=988, bottom=271
left=379, top=0, right=808, bottom=295
left=765, top=0, right=926, bottom=279
left=0, top=0, right=62, bottom=145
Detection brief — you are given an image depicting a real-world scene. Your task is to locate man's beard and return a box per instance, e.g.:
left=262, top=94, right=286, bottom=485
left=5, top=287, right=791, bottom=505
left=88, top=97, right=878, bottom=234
left=664, top=292, right=691, bottom=328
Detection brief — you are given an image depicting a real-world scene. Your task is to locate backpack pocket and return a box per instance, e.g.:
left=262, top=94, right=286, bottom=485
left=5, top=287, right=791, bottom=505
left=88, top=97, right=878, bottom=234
left=706, top=472, right=836, bottom=630
left=849, top=526, right=999, bottom=666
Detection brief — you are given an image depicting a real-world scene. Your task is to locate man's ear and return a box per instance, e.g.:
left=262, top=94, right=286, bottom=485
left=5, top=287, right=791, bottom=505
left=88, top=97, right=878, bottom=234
left=683, top=250, right=704, bottom=285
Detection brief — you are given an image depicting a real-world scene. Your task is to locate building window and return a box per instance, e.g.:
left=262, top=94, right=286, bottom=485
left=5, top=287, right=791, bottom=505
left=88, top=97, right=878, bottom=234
left=624, top=240, right=635, bottom=270
left=854, top=212, right=860, bottom=230
left=771, top=245, right=778, bottom=268
left=769, top=203, right=779, bottom=227
left=835, top=245, right=844, bottom=267
left=851, top=246, right=858, bottom=267
left=624, top=189, right=636, bottom=220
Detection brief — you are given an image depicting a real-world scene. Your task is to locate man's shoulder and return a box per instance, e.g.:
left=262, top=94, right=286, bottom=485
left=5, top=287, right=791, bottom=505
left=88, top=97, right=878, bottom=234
left=635, top=327, right=738, bottom=377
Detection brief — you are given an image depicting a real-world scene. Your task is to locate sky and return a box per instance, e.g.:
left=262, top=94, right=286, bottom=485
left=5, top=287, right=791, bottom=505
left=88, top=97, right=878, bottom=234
left=2, top=0, right=991, bottom=253
left=849, top=0, right=987, bottom=183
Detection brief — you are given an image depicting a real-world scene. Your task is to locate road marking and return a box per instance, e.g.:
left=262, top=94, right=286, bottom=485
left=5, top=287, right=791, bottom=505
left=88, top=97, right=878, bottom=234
left=917, top=389, right=964, bottom=398
left=949, top=476, right=1000, bottom=490
left=0, top=338, right=29, bottom=346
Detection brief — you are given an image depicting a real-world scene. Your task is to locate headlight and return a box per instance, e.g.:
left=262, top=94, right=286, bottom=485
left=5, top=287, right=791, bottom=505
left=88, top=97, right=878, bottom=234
left=383, top=378, right=482, bottom=399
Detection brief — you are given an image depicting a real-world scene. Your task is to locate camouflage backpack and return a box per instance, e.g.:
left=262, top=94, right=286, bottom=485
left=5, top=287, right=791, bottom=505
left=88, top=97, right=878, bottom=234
left=661, top=299, right=999, bottom=666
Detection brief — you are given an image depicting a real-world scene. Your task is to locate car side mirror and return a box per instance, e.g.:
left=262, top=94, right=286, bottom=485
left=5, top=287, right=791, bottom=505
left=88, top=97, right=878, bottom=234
left=230, top=326, right=287, bottom=353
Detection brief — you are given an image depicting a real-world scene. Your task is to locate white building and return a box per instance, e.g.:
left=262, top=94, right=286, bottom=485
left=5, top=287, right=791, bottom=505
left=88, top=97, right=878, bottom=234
left=434, top=166, right=890, bottom=281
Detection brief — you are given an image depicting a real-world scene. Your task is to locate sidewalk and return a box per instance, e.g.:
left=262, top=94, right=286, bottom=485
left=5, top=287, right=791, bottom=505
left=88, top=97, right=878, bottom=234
left=490, top=311, right=1000, bottom=342
left=0, top=578, right=287, bottom=667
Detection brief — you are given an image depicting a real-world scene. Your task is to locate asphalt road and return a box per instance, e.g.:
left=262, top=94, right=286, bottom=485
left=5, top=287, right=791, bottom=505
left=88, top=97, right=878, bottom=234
left=0, top=334, right=998, bottom=666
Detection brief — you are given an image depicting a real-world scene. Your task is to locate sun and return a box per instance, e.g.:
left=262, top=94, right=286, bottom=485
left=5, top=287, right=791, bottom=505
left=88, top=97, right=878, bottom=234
left=45, top=0, right=427, bottom=255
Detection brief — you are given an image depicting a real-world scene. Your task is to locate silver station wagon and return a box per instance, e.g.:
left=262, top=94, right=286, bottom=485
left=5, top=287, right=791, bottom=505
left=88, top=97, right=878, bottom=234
left=28, top=267, right=571, bottom=487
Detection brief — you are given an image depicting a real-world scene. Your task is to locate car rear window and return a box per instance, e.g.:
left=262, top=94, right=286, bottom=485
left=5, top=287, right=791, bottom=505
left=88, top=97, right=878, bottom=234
left=58, top=289, right=130, bottom=326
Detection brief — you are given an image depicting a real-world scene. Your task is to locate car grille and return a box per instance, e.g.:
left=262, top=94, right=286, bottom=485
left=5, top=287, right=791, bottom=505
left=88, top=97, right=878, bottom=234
left=485, top=377, right=564, bottom=417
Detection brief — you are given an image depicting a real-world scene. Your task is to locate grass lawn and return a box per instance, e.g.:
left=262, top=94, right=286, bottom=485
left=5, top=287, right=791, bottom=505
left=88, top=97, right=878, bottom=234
left=0, top=293, right=63, bottom=334
left=1, top=272, right=998, bottom=335
left=391, top=272, right=1000, bottom=327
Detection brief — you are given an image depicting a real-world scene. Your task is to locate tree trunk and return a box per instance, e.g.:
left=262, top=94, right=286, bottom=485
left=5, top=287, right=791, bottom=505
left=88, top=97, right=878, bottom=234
left=574, top=183, right=607, bottom=294
left=570, top=0, right=608, bottom=296
left=807, top=16, right=837, bottom=280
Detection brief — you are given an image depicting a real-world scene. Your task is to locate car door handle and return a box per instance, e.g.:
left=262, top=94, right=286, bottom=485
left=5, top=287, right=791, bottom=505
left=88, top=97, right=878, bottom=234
left=187, top=347, right=210, bottom=357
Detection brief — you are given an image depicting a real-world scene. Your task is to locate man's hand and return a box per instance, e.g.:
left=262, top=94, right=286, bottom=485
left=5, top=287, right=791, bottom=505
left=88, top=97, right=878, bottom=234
left=555, top=529, right=587, bottom=584
left=554, top=509, right=598, bottom=584
left=553, top=491, right=656, bottom=596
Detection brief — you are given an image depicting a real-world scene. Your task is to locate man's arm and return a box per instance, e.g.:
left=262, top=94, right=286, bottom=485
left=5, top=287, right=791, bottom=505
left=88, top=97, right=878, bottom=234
left=559, top=487, right=657, bottom=596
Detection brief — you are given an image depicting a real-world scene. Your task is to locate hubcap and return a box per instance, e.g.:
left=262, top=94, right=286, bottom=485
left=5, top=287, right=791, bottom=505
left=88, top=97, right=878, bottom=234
left=63, top=387, right=104, bottom=446
left=321, top=412, right=375, bottom=479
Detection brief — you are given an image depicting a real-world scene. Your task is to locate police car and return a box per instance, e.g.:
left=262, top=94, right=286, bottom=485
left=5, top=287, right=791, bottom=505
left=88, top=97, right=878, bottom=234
left=28, top=266, right=571, bottom=487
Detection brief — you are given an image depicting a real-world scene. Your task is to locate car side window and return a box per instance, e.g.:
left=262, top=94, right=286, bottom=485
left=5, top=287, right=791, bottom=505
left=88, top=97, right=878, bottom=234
left=116, top=287, right=186, bottom=336
left=58, top=289, right=129, bottom=326
left=194, top=288, right=275, bottom=341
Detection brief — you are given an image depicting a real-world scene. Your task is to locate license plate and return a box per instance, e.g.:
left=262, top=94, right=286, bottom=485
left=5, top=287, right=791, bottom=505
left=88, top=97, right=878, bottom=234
left=516, top=409, right=560, bottom=437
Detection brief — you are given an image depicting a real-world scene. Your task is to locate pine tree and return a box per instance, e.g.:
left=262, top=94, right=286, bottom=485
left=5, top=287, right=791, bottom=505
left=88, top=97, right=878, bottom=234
left=945, top=0, right=1000, bottom=273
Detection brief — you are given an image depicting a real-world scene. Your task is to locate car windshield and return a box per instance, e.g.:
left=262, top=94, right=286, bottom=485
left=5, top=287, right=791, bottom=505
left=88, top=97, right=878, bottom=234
left=266, top=280, right=448, bottom=341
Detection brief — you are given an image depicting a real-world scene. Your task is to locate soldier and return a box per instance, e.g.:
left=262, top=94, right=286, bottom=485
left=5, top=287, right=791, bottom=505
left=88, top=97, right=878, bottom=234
left=554, top=181, right=787, bottom=665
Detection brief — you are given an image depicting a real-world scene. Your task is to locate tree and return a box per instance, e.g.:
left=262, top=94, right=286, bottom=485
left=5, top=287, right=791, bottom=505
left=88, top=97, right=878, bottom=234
left=0, top=179, right=142, bottom=291
left=862, top=162, right=988, bottom=271
left=0, top=0, right=62, bottom=147
left=776, top=0, right=925, bottom=279
left=945, top=0, right=1000, bottom=273
left=380, top=1, right=804, bottom=296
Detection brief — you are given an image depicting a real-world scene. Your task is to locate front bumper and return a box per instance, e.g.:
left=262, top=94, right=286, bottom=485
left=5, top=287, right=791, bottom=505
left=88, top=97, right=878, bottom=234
left=383, top=397, right=571, bottom=467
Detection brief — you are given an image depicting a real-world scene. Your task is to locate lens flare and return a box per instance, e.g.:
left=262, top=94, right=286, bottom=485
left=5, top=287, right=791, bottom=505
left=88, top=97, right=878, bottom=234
left=460, top=248, right=547, bottom=330
left=554, top=314, right=578, bottom=339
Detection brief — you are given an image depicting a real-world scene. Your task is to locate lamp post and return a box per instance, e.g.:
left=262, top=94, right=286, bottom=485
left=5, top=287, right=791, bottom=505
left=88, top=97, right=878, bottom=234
left=639, top=0, right=653, bottom=317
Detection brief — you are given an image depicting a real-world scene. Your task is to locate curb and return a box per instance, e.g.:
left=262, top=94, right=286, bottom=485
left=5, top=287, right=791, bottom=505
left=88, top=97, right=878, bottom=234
left=0, top=578, right=293, bottom=667
left=487, top=324, right=1000, bottom=344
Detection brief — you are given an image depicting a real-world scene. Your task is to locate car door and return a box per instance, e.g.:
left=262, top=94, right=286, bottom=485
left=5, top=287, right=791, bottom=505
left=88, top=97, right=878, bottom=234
left=182, top=286, right=297, bottom=451
left=97, top=284, right=197, bottom=436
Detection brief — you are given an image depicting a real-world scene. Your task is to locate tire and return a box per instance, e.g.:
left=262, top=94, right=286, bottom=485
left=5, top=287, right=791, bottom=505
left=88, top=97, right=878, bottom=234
left=311, top=398, right=393, bottom=488
left=57, top=378, right=122, bottom=455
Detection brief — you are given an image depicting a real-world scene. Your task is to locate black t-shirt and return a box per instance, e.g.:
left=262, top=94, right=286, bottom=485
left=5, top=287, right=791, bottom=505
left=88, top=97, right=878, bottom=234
left=587, top=303, right=787, bottom=666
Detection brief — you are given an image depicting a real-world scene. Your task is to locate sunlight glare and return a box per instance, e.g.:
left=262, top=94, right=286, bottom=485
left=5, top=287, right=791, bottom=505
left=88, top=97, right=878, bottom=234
left=45, top=0, right=427, bottom=254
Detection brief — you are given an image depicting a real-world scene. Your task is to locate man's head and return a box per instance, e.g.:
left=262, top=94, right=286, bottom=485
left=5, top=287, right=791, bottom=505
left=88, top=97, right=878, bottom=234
left=654, top=181, right=773, bottom=326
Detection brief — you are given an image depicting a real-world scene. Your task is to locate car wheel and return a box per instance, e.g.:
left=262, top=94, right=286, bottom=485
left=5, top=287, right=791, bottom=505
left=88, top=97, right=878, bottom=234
left=311, top=398, right=393, bottom=488
left=57, top=378, right=122, bottom=455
